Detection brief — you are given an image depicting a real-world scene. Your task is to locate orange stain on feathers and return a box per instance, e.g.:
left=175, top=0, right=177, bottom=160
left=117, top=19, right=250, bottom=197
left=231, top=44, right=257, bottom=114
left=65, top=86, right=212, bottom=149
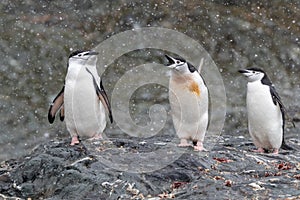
left=189, top=81, right=200, bottom=96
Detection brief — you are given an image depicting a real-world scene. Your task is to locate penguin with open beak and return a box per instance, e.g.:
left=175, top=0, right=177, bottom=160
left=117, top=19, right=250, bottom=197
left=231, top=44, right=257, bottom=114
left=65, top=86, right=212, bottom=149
left=165, top=55, right=209, bottom=151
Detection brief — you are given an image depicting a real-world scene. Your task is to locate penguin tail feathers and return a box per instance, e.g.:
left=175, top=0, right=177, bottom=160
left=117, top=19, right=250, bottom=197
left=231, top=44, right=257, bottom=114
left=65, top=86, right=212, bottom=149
left=291, top=119, right=296, bottom=128
left=281, top=141, right=294, bottom=150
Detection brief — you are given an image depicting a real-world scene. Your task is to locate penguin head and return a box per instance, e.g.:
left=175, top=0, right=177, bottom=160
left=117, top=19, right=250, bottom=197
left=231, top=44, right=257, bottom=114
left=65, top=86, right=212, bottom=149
left=165, top=54, right=197, bottom=74
left=238, top=68, right=266, bottom=82
left=68, top=50, right=99, bottom=65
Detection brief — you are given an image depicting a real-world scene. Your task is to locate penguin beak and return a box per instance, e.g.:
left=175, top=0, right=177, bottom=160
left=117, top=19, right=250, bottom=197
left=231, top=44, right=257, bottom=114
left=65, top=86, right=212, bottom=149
left=238, top=69, right=249, bottom=74
left=165, top=55, right=176, bottom=68
left=238, top=69, right=252, bottom=77
left=88, top=51, right=99, bottom=56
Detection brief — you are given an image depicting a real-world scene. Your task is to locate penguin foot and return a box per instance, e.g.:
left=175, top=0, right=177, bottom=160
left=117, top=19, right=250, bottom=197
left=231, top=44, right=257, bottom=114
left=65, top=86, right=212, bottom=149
left=272, top=148, right=279, bottom=154
left=178, top=139, right=192, bottom=147
left=88, top=133, right=103, bottom=141
left=193, top=141, right=206, bottom=151
left=70, top=136, right=80, bottom=146
left=252, top=147, right=265, bottom=153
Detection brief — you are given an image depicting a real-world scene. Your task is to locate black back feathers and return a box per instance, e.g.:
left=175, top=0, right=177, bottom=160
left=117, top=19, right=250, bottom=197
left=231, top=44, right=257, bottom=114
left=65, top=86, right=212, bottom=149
left=187, top=62, right=197, bottom=73
left=69, top=50, right=85, bottom=58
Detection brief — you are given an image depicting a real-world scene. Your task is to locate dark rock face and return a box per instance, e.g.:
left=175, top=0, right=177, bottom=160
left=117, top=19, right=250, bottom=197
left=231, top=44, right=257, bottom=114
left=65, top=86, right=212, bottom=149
left=1, top=136, right=300, bottom=199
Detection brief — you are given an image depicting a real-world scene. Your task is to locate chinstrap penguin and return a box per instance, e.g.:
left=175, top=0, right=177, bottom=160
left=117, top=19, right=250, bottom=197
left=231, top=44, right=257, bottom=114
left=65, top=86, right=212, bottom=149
left=165, top=55, right=209, bottom=151
left=239, top=68, right=292, bottom=154
left=48, top=50, right=113, bottom=145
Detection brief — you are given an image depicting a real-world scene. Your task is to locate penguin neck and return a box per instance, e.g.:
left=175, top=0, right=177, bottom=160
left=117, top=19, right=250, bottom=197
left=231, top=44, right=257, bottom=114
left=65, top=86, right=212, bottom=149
left=85, top=62, right=98, bottom=75
left=67, top=57, right=97, bottom=77
left=170, top=71, right=194, bottom=84
left=65, top=62, right=84, bottom=82
left=85, top=58, right=98, bottom=71
left=247, top=80, right=270, bottom=98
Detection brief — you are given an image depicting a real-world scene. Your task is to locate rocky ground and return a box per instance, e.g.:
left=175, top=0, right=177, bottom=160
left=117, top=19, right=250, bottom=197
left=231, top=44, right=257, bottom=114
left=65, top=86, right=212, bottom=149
left=1, top=134, right=300, bottom=199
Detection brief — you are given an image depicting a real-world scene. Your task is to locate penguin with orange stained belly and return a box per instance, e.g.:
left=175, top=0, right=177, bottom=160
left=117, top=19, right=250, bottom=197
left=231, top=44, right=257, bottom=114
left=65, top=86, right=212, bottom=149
left=165, top=55, right=209, bottom=151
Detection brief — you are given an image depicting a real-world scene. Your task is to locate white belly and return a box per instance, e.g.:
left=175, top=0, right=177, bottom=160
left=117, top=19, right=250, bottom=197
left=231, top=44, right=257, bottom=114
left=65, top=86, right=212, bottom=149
left=247, top=82, right=283, bottom=149
left=64, top=65, right=106, bottom=138
left=169, top=74, right=209, bottom=142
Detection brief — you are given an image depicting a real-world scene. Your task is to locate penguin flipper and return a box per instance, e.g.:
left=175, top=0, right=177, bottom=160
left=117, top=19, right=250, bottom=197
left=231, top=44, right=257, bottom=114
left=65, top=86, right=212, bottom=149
left=269, top=85, right=285, bottom=111
left=269, top=86, right=296, bottom=149
left=59, top=104, right=65, bottom=121
left=97, top=80, right=113, bottom=123
left=270, top=85, right=296, bottom=126
left=86, top=68, right=113, bottom=123
left=48, top=86, right=64, bottom=124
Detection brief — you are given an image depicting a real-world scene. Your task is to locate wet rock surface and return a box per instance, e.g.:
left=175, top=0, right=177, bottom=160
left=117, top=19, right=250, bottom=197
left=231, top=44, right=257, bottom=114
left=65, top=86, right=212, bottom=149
left=1, top=135, right=300, bottom=199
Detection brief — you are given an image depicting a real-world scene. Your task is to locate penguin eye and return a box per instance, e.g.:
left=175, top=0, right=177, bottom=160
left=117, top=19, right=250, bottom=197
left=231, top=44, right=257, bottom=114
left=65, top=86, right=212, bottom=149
left=78, top=54, right=82, bottom=57
left=176, top=61, right=180, bottom=64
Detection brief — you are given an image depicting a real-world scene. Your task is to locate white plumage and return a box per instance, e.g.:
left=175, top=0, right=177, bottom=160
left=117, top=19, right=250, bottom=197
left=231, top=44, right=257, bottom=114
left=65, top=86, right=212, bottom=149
left=48, top=50, right=112, bottom=145
left=246, top=81, right=283, bottom=150
left=239, top=68, right=291, bottom=154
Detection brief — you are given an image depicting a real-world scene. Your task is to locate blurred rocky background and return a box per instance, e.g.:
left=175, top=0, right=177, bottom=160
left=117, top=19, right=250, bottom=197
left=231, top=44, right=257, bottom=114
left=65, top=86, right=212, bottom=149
left=1, top=0, right=299, bottom=161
